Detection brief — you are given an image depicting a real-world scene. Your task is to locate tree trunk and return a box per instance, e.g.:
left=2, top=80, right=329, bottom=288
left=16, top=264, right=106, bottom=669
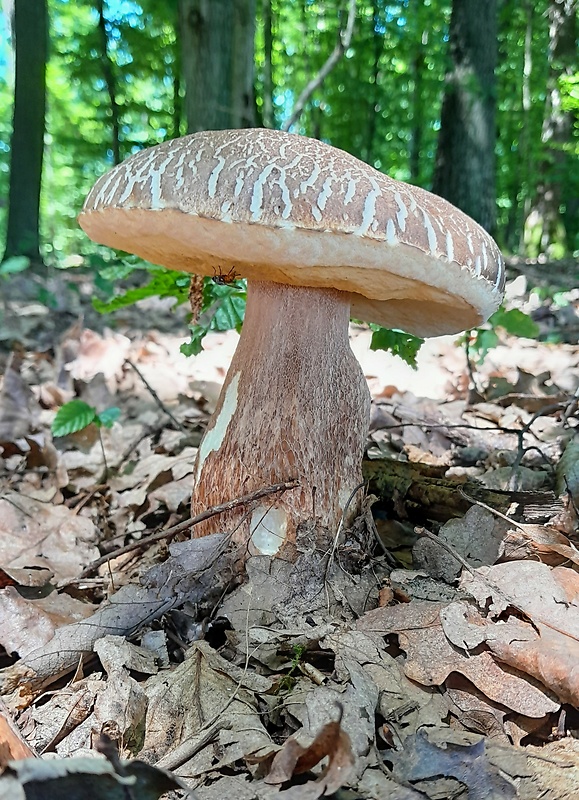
left=432, top=0, right=498, bottom=235
left=526, top=0, right=577, bottom=256
left=96, top=0, right=121, bottom=164
left=3, top=0, right=48, bottom=265
left=178, top=0, right=257, bottom=133
left=409, top=34, right=426, bottom=183
left=261, top=0, right=274, bottom=128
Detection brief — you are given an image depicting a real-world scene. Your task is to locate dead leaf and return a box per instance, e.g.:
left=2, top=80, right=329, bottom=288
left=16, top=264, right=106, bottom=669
left=0, top=751, right=196, bottom=799
left=358, top=601, right=558, bottom=718
left=413, top=505, right=505, bottom=583
left=265, top=708, right=355, bottom=796
left=389, top=731, right=516, bottom=799
left=0, top=494, right=100, bottom=581
left=0, top=587, right=96, bottom=658
left=500, top=524, right=579, bottom=567
left=0, top=349, right=39, bottom=441
left=0, top=698, right=36, bottom=765
left=460, top=562, right=579, bottom=706
left=188, top=274, right=204, bottom=325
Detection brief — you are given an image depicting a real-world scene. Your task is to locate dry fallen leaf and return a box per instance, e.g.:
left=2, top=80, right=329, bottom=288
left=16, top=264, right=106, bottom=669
left=265, top=707, right=355, bottom=796
left=358, top=600, right=558, bottom=719
left=389, top=731, right=516, bottom=800
left=460, top=561, right=579, bottom=706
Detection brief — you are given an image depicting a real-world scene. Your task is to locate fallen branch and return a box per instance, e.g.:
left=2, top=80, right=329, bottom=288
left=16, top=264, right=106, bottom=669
left=75, top=479, right=299, bottom=580
left=0, top=481, right=299, bottom=702
left=281, top=0, right=356, bottom=132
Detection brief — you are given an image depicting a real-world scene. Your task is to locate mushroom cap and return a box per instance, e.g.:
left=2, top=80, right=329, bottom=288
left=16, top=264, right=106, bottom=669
left=79, top=128, right=505, bottom=336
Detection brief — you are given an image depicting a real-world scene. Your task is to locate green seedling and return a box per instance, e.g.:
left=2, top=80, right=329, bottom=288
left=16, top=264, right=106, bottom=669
left=464, top=306, right=540, bottom=363
left=52, top=400, right=121, bottom=479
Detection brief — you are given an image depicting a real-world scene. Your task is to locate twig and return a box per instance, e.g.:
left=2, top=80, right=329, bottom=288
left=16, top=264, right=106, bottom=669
left=324, top=481, right=365, bottom=607
left=157, top=582, right=256, bottom=771
left=415, top=526, right=477, bottom=577
left=125, top=358, right=186, bottom=431
left=76, top=479, right=299, bottom=579
left=458, top=487, right=532, bottom=532
left=282, top=0, right=356, bottom=131
left=464, top=336, right=483, bottom=397
left=328, top=481, right=365, bottom=564
left=155, top=719, right=232, bottom=771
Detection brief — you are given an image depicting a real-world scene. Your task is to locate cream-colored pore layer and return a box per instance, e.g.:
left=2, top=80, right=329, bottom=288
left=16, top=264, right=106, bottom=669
left=79, top=208, right=501, bottom=335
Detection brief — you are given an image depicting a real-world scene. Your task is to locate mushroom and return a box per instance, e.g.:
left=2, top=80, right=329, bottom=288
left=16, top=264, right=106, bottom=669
left=79, top=128, right=504, bottom=558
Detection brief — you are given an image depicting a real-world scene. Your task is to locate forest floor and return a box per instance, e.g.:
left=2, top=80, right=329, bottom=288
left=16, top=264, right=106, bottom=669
left=0, top=259, right=579, bottom=799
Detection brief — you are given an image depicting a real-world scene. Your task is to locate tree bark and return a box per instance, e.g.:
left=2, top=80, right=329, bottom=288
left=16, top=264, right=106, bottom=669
left=432, top=0, right=498, bottom=235
left=178, top=0, right=257, bottom=133
left=3, top=0, right=48, bottom=265
left=261, top=0, right=274, bottom=128
left=526, top=0, right=577, bottom=256
left=96, top=0, right=121, bottom=165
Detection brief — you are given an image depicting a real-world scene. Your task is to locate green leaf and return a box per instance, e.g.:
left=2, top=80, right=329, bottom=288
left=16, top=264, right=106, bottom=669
left=93, top=268, right=190, bottom=313
left=212, top=293, right=246, bottom=331
left=0, top=256, right=31, bottom=277
left=180, top=327, right=208, bottom=357
left=181, top=281, right=247, bottom=355
left=369, top=327, right=424, bottom=368
left=97, top=407, right=121, bottom=428
left=470, top=328, right=499, bottom=362
left=52, top=400, right=97, bottom=437
left=489, top=308, right=539, bottom=339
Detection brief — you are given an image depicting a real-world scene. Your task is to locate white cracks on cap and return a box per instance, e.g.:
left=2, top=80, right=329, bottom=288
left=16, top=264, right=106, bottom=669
left=422, top=209, right=438, bottom=256
left=250, top=504, right=288, bottom=555
left=195, top=372, right=240, bottom=485
left=356, top=177, right=381, bottom=236
left=394, top=191, right=408, bottom=232
left=446, top=231, right=455, bottom=263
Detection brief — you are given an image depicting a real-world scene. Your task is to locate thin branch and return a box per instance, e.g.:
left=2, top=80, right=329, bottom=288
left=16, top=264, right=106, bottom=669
left=282, top=0, right=356, bottom=132
left=125, top=358, right=186, bottom=432
left=76, top=479, right=299, bottom=579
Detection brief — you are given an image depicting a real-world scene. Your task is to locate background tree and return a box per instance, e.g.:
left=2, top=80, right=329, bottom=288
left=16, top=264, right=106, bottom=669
left=432, top=0, right=498, bottom=234
left=0, top=0, right=577, bottom=264
left=3, top=0, right=48, bottom=265
left=178, top=0, right=257, bottom=132
left=525, top=0, right=578, bottom=256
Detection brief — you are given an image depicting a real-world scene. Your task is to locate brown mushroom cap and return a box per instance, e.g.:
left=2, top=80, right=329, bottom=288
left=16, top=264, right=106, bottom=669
left=79, top=128, right=504, bottom=336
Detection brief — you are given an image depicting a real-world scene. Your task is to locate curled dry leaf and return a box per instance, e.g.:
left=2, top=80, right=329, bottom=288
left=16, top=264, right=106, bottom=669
left=265, top=709, right=355, bottom=796
left=390, top=731, right=516, bottom=800
left=357, top=601, right=558, bottom=719
left=460, top=561, right=579, bottom=707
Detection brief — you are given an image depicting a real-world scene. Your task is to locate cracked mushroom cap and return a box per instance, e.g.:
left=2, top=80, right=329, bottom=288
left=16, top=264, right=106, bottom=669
left=79, top=128, right=505, bottom=336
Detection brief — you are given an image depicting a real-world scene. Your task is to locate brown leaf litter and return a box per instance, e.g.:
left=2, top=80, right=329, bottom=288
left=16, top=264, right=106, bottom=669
left=1, top=274, right=579, bottom=797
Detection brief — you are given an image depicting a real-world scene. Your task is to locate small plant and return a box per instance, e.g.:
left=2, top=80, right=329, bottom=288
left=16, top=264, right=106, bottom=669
left=465, top=306, right=540, bottom=362
left=91, top=259, right=247, bottom=357
left=278, top=644, right=308, bottom=693
left=52, top=400, right=121, bottom=478
left=0, top=256, right=30, bottom=279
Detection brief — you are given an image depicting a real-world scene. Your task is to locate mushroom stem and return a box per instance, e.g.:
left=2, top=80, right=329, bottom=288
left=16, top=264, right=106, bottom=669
left=192, top=280, right=370, bottom=557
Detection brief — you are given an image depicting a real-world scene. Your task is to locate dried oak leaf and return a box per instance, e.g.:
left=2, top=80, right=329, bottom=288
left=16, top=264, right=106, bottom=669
left=498, top=516, right=579, bottom=568
left=264, top=710, right=355, bottom=796
left=358, top=601, right=558, bottom=718
left=390, top=731, right=516, bottom=800
left=461, top=561, right=579, bottom=707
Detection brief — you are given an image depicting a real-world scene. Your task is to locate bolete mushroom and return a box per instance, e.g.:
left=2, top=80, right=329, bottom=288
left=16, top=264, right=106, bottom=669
left=79, top=128, right=504, bottom=558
